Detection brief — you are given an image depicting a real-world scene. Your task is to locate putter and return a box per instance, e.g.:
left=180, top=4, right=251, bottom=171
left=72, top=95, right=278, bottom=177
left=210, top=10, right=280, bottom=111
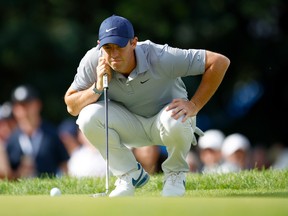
left=92, top=74, right=109, bottom=197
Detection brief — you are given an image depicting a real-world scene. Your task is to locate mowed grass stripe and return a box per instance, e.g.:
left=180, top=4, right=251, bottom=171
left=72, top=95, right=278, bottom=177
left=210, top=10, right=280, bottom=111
left=0, top=196, right=287, bottom=216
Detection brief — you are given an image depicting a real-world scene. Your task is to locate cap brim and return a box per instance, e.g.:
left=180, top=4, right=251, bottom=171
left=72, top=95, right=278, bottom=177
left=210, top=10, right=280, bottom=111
left=199, top=143, right=221, bottom=150
left=99, top=36, right=129, bottom=48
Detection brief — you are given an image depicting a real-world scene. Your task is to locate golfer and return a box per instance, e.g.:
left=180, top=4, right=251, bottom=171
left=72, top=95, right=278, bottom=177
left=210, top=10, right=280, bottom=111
left=64, top=15, right=230, bottom=197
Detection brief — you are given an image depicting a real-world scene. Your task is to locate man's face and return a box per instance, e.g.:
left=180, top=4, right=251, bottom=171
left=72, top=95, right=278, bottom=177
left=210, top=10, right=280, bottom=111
left=200, top=148, right=222, bottom=166
left=12, top=100, right=41, bottom=121
left=101, top=37, right=137, bottom=74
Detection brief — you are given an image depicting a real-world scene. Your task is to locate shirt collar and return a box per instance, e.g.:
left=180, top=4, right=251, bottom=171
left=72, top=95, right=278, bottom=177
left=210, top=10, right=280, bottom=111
left=134, top=45, right=149, bottom=74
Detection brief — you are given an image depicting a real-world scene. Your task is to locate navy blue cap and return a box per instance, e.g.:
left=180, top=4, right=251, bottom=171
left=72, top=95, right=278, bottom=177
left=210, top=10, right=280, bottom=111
left=11, top=84, right=39, bottom=103
left=98, top=15, right=134, bottom=48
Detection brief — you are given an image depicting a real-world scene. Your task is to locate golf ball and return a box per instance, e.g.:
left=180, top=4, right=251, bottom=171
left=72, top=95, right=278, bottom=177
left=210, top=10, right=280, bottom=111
left=50, top=187, right=61, bottom=197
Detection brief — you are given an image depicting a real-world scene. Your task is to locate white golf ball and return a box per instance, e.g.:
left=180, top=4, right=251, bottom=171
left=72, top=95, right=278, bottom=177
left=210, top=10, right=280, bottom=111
left=50, top=187, right=61, bottom=197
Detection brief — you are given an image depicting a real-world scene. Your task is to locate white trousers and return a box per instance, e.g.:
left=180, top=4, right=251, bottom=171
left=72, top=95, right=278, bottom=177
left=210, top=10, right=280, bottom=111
left=76, top=101, right=198, bottom=176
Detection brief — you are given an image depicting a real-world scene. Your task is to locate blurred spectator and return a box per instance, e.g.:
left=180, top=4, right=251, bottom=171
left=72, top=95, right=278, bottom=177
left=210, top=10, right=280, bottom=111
left=58, top=118, right=106, bottom=178
left=0, top=102, right=17, bottom=146
left=270, top=142, right=288, bottom=170
left=272, top=150, right=288, bottom=170
left=220, top=133, right=251, bottom=173
left=5, top=84, right=69, bottom=179
left=197, top=129, right=226, bottom=174
left=186, top=150, right=201, bottom=173
left=131, top=145, right=169, bottom=175
left=249, top=144, right=270, bottom=170
left=0, top=102, right=17, bottom=179
left=132, top=146, right=161, bottom=175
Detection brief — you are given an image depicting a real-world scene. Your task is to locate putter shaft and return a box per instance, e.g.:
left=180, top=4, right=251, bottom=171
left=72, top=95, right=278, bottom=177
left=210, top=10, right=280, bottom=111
left=103, top=74, right=109, bottom=194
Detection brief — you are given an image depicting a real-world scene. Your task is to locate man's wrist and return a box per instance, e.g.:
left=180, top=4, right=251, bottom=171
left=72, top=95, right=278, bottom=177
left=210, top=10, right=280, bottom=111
left=93, top=82, right=103, bottom=95
left=93, top=88, right=103, bottom=95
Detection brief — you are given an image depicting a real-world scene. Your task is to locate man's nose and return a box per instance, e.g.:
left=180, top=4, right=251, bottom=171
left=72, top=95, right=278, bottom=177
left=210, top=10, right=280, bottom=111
left=110, top=48, right=119, bottom=57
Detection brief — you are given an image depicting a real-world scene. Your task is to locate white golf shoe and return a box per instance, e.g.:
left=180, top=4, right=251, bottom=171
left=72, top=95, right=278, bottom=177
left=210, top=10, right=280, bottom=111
left=109, top=163, right=150, bottom=197
left=162, top=172, right=186, bottom=197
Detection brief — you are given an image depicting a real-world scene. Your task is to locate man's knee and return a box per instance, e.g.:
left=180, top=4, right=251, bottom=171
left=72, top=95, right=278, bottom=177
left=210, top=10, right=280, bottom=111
left=160, top=110, right=193, bottom=133
left=77, top=103, right=104, bottom=133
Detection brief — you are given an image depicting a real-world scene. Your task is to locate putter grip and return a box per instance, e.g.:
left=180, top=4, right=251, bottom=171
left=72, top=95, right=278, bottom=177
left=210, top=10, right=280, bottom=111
left=103, top=74, right=108, bottom=88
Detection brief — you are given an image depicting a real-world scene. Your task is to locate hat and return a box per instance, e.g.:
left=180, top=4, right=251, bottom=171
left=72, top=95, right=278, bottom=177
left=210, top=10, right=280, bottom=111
left=198, top=129, right=225, bottom=150
left=222, top=133, right=250, bottom=156
left=0, top=102, right=13, bottom=120
left=98, top=15, right=134, bottom=48
left=11, top=85, right=39, bottom=103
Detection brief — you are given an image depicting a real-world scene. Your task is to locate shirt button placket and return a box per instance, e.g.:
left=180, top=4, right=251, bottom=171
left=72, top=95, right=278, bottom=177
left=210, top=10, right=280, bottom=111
left=125, top=81, right=134, bottom=94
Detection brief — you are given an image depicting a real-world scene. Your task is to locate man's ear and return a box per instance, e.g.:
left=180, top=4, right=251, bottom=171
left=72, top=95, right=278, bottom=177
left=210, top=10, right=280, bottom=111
left=132, top=37, right=138, bottom=48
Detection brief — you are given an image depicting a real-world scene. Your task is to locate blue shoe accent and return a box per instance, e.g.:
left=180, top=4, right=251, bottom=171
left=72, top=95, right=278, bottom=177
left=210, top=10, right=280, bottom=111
left=135, top=174, right=150, bottom=188
left=132, top=163, right=150, bottom=188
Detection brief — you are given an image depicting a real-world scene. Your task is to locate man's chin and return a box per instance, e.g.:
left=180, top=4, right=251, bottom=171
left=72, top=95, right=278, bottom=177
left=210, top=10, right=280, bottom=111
left=110, top=64, right=122, bottom=72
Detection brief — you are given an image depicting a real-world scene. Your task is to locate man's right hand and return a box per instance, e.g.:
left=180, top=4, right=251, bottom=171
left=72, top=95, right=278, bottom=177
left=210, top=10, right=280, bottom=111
left=96, top=57, right=111, bottom=91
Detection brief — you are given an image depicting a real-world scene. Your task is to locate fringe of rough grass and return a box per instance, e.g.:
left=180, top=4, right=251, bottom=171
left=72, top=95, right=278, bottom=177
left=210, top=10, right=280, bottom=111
left=186, top=169, right=288, bottom=190
left=0, top=169, right=287, bottom=197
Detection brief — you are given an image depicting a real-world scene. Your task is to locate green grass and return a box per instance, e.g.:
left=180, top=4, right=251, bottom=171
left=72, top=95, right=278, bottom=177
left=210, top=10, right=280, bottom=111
left=0, top=169, right=288, bottom=216
left=1, top=169, right=287, bottom=196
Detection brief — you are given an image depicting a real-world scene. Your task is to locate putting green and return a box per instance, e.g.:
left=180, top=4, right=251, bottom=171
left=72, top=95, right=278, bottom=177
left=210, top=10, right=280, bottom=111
left=0, top=196, right=287, bottom=216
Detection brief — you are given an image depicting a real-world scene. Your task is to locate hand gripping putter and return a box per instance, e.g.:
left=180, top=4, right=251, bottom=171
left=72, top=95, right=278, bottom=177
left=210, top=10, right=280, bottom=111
left=92, top=74, right=109, bottom=197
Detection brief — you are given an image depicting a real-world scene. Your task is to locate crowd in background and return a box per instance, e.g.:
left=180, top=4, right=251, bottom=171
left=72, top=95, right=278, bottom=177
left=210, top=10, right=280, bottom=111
left=0, top=84, right=287, bottom=180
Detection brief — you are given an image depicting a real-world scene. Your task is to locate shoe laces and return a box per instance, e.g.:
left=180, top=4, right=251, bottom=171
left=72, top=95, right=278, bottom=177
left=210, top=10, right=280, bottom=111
left=165, top=172, right=184, bottom=185
left=114, top=164, right=141, bottom=187
left=114, top=174, right=130, bottom=186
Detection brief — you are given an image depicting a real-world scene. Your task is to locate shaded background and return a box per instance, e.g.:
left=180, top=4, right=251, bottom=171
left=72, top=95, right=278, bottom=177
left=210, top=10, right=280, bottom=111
left=1, top=0, right=287, bottom=148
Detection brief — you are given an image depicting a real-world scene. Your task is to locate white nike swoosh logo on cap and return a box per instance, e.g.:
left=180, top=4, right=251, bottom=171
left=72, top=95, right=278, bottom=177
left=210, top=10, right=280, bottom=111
left=105, top=27, right=117, bottom=32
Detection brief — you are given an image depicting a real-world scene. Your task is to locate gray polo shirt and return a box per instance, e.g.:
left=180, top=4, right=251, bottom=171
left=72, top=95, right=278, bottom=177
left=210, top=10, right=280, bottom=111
left=71, top=40, right=206, bottom=117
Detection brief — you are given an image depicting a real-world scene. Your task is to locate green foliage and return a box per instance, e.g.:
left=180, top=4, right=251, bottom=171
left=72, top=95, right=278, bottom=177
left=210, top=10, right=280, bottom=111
left=0, top=0, right=287, bottom=143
